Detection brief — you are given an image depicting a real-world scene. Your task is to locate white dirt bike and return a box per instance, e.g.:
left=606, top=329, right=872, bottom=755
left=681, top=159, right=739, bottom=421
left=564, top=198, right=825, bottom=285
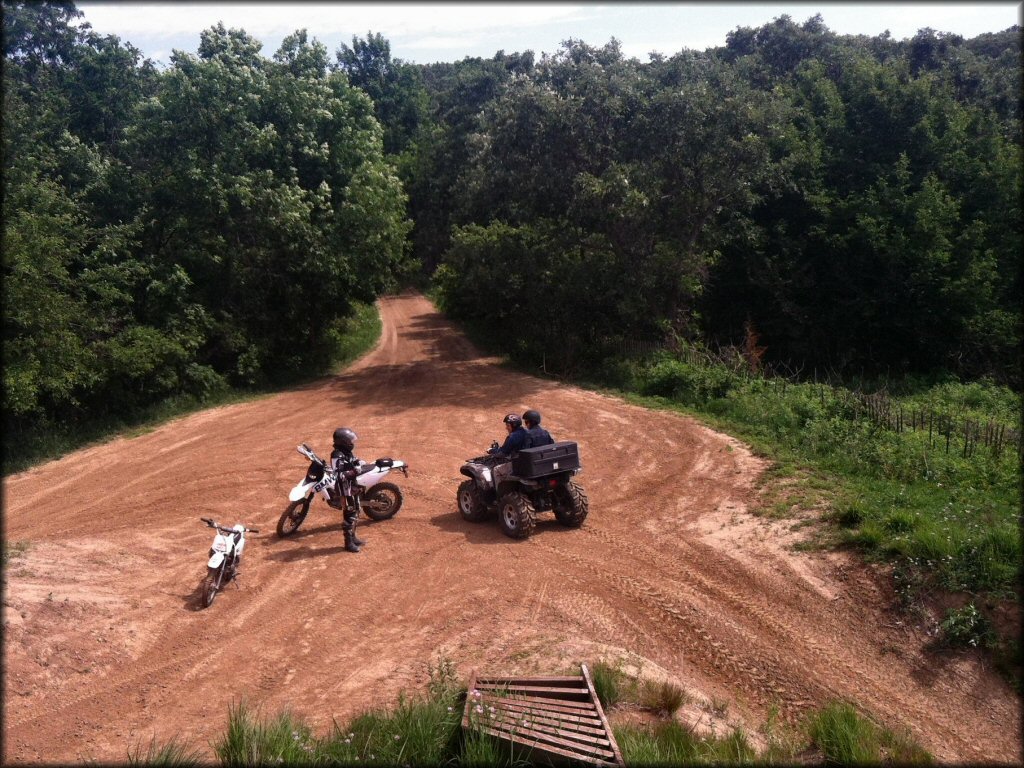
left=277, top=442, right=408, bottom=537
left=199, top=517, right=258, bottom=608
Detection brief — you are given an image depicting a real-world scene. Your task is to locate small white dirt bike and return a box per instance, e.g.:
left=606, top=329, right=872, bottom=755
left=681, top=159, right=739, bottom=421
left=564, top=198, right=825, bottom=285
left=277, top=442, right=408, bottom=537
left=199, top=517, right=258, bottom=608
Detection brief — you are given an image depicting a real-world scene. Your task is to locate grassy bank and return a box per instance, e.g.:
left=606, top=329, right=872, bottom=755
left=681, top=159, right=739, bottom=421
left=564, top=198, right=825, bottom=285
left=2, top=302, right=381, bottom=476
left=127, top=658, right=931, bottom=766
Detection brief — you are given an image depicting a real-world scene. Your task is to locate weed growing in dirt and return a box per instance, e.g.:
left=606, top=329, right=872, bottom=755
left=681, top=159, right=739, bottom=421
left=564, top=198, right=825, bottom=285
left=2, top=540, right=31, bottom=566
left=126, top=734, right=203, bottom=766
left=638, top=678, right=691, bottom=717
left=939, top=603, right=994, bottom=648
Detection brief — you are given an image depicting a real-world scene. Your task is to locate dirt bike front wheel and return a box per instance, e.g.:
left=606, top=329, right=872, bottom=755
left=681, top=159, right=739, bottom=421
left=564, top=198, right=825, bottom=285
left=361, top=482, right=403, bottom=521
left=277, top=497, right=311, bottom=537
left=202, top=566, right=221, bottom=608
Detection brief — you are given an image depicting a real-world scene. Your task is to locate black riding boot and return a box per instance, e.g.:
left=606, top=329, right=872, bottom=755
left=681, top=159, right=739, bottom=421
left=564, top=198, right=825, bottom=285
left=343, top=504, right=361, bottom=552
left=351, top=527, right=365, bottom=546
left=343, top=528, right=361, bottom=553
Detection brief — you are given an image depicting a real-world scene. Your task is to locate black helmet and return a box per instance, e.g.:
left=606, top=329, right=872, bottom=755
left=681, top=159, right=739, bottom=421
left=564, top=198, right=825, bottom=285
left=333, top=427, right=357, bottom=451
left=503, top=413, right=523, bottom=429
left=522, top=409, right=541, bottom=426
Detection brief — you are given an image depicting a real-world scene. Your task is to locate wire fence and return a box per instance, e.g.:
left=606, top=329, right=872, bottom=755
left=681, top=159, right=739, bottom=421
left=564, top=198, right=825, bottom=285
left=581, top=338, right=1024, bottom=461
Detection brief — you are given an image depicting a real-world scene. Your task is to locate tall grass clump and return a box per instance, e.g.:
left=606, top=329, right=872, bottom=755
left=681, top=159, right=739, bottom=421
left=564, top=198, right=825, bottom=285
left=614, top=721, right=757, bottom=765
left=126, top=735, right=203, bottom=767
left=589, top=660, right=632, bottom=709
left=807, top=701, right=932, bottom=765
left=214, top=702, right=318, bottom=766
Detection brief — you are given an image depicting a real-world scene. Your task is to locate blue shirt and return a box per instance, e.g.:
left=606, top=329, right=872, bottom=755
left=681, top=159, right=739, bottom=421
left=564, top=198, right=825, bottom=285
left=488, top=426, right=530, bottom=457
left=526, top=426, right=554, bottom=447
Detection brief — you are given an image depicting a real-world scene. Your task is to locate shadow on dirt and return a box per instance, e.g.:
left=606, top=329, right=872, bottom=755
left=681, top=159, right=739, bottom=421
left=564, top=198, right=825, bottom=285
left=183, top=581, right=209, bottom=612
left=267, top=544, right=352, bottom=561
left=430, top=509, right=585, bottom=544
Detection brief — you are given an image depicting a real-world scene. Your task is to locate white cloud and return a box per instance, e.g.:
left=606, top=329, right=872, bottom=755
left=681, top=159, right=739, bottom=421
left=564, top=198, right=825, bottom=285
left=78, top=2, right=590, bottom=40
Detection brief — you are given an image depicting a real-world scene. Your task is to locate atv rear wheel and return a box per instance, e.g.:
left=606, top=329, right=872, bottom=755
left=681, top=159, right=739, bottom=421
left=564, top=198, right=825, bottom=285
left=362, top=482, right=403, bottom=521
left=457, top=480, right=489, bottom=522
left=553, top=481, right=589, bottom=528
left=277, top=498, right=311, bottom=537
left=497, top=491, right=535, bottom=539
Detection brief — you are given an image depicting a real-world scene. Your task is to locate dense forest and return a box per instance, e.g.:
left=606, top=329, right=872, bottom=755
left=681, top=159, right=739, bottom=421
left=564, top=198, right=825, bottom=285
left=3, top=2, right=1021, bottom=460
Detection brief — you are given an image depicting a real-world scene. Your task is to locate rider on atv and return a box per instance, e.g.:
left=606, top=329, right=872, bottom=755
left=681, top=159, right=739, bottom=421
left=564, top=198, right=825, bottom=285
left=487, top=413, right=530, bottom=488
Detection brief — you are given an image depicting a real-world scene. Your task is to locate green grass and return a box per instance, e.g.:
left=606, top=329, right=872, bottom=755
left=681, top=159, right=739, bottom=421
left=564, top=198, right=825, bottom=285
left=603, top=352, right=1021, bottom=624
left=127, top=735, right=203, bottom=766
left=126, top=659, right=930, bottom=766
left=807, top=701, right=932, bottom=765
left=2, top=540, right=31, bottom=566
left=2, top=301, right=381, bottom=476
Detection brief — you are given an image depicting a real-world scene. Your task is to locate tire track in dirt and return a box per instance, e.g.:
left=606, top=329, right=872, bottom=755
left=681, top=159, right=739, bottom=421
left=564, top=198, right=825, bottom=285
left=4, top=292, right=1019, bottom=765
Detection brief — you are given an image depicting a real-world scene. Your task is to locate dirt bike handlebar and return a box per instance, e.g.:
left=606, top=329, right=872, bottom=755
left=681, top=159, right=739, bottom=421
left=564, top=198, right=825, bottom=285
left=200, top=517, right=259, bottom=534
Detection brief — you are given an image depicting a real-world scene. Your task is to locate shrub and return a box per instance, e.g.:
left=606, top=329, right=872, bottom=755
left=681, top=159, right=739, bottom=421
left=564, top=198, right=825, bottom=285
left=940, top=604, right=994, bottom=648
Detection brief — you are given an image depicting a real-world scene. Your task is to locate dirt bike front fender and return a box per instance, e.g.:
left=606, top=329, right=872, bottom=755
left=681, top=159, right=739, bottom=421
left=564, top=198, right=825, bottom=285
left=289, top=481, right=316, bottom=502
left=207, top=551, right=226, bottom=569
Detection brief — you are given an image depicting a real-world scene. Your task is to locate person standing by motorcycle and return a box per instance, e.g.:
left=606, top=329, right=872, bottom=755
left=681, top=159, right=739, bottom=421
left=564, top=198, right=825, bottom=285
left=331, top=427, right=365, bottom=553
left=522, top=409, right=554, bottom=447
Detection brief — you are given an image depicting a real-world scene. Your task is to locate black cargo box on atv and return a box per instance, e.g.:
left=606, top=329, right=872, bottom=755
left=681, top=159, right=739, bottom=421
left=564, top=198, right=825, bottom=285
left=512, top=441, right=580, bottom=478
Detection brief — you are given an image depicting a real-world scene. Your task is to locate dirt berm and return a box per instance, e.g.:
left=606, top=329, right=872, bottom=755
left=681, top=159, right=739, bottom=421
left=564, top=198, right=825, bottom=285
left=3, top=293, right=1019, bottom=764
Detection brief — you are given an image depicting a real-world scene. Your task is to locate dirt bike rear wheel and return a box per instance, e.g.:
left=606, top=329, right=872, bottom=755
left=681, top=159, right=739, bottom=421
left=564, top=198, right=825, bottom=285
left=361, top=482, right=403, bottom=521
left=202, top=566, right=221, bottom=608
left=277, top=497, right=311, bottom=537
left=497, top=491, right=535, bottom=539
left=457, top=479, right=490, bottom=522
left=553, top=481, right=589, bottom=528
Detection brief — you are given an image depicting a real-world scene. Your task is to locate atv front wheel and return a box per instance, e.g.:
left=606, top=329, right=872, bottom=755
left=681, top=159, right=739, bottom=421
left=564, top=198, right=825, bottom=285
left=553, top=481, right=589, bottom=527
left=457, top=480, right=490, bottom=522
left=497, top=491, right=535, bottom=539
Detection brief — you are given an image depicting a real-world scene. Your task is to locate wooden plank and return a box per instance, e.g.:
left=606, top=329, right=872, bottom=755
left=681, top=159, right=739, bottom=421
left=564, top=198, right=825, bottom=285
left=471, top=683, right=590, bottom=699
left=484, top=705, right=609, bottom=739
left=474, top=722, right=618, bottom=763
left=487, top=712, right=614, bottom=748
left=478, top=694, right=603, bottom=722
left=474, top=676, right=586, bottom=685
left=582, top=663, right=625, bottom=768
left=478, top=692, right=598, bottom=715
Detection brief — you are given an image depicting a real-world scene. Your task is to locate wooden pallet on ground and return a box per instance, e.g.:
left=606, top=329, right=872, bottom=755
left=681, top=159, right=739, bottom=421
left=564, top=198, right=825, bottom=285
left=462, top=664, right=624, bottom=766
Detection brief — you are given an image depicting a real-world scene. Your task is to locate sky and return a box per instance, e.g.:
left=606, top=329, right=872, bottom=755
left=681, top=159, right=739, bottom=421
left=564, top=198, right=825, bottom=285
left=74, top=2, right=1022, bottom=67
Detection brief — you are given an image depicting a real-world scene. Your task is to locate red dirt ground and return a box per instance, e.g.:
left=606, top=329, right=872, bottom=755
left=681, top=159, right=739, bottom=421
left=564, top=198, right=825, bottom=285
left=3, top=292, right=1020, bottom=764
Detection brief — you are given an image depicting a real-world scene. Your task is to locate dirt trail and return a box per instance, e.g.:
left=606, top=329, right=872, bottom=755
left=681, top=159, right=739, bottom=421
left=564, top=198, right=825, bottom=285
left=3, top=293, right=1019, bottom=764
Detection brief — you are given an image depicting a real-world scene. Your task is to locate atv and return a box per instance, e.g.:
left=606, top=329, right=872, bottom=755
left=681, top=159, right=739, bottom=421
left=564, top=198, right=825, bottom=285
left=457, top=441, right=588, bottom=539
